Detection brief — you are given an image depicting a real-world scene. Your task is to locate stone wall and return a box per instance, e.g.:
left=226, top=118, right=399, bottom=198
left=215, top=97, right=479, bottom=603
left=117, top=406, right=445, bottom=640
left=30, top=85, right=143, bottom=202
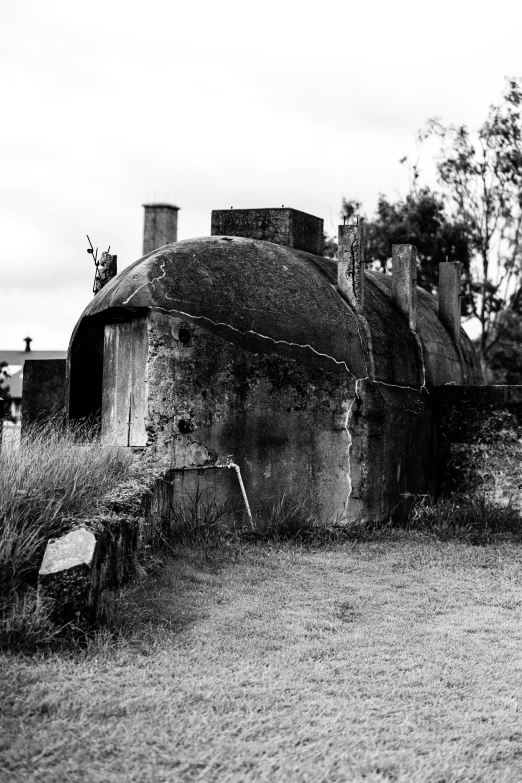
left=434, top=385, right=522, bottom=509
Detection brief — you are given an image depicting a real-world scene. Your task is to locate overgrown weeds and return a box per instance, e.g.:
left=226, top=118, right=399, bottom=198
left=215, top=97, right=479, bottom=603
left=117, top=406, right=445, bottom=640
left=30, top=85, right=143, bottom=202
left=160, top=489, right=522, bottom=548
left=161, top=490, right=365, bottom=546
left=0, top=418, right=134, bottom=597
left=0, top=417, right=153, bottom=651
left=406, top=492, right=522, bottom=544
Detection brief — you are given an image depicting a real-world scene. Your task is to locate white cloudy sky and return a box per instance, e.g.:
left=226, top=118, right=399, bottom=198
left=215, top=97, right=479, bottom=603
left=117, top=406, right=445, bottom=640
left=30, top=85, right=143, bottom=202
left=1, top=0, right=521, bottom=349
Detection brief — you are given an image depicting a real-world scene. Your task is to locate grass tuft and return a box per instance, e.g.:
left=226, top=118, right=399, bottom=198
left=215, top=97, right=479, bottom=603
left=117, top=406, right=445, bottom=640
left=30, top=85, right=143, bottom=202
left=158, top=486, right=237, bottom=546
left=406, top=493, right=522, bottom=544
left=0, top=418, right=157, bottom=651
left=0, top=418, right=134, bottom=596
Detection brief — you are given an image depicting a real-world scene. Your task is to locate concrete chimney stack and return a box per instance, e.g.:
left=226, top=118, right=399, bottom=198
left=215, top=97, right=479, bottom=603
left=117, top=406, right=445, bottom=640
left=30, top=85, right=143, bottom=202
left=392, top=244, right=417, bottom=331
left=438, top=261, right=461, bottom=343
left=338, top=222, right=365, bottom=313
left=143, top=203, right=179, bottom=256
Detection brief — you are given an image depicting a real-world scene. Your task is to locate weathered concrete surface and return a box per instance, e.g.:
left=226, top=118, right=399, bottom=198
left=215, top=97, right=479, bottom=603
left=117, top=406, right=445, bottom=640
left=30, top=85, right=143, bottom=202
left=22, top=359, right=66, bottom=427
left=350, top=381, right=436, bottom=521
left=434, top=385, right=522, bottom=510
left=38, top=528, right=97, bottom=624
left=38, top=520, right=143, bottom=625
left=438, top=262, right=461, bottom=344
left=65, top=235, right=482, bottom=524
left=338, top=224, right=364, bottom=313
left=39, top=527, right=96, bottom=574
left=211, top=208, right=324, bottom=256
left=145, top=310, right=354, bottom=521
left=91, top=518, right=141, bottom=595
left=141, top=313, right=439, bottom=524
left=368, top=273, right=482, bottom=385
left=143, top=203, right=179, bottom=255
left=392, top=245, right=417, bottom=332
left=68, top=237, right=481, bottom=390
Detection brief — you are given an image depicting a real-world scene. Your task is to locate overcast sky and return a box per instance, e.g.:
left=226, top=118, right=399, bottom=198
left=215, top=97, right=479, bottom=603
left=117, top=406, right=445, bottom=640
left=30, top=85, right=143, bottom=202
left=1, top=0, right=521, bottom=349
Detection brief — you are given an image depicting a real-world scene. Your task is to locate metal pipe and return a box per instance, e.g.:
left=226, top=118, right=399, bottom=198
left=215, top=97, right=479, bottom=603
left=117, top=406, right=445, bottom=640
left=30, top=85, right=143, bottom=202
left=172, top=460, right=254, bottom=528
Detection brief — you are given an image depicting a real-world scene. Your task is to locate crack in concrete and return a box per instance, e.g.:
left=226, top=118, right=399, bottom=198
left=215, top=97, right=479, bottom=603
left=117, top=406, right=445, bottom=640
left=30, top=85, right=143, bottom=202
left=121, top=261, right=168, bottom=306
left=147, top=303, right=430, bottom=516
left=153, top=304, right=359, bottom=380
left=343, top=376, right=364, bottom=512
left=412, top=329, right=428, bottom=392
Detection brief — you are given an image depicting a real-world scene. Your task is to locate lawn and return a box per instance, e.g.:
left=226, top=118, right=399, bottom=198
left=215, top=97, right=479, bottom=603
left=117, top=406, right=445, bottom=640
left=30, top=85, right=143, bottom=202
left=2, top=539, right=522, bottom=783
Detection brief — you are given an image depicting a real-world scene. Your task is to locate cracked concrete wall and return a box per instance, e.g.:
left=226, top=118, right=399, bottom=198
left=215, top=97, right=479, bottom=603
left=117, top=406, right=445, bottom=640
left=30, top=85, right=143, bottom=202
left=65, top=235, right=481, bottom=525
left=145, top=310, right=355, bottom=521
left=350, top=381, right=437, bottom=521
left=144, top=311, right=437, bottom=524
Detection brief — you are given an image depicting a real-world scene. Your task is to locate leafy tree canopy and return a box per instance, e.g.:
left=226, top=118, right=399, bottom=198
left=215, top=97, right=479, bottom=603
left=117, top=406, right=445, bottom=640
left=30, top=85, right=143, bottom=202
left=340, top=189, right=473, bottom=315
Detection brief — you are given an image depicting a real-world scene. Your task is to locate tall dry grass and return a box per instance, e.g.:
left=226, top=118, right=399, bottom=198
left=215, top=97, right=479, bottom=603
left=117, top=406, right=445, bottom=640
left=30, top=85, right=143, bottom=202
left=0, top=418, right=133, bottom=599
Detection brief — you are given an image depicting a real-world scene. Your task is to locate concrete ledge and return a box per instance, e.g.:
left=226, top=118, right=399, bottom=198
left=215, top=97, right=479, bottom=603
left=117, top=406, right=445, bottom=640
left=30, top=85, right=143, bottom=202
left=432, top=385, right=522, bottom=405
left=37, top=518, right=146, bottom=627
left=38, top=528, right=97, bottom=625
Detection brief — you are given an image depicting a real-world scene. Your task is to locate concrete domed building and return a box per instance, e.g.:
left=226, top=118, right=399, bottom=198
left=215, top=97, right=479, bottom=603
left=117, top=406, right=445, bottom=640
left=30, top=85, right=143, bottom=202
left=66, top=207, right=482, bottom=523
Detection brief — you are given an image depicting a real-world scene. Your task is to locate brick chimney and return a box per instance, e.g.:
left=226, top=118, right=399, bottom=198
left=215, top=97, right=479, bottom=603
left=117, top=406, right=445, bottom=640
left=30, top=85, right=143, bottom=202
left=211, top=208, right=324, bottom=255
left=337, top=222, right=365, bottom=313
left=143, top=203, right=179, bottom=255
left=392, top=244, right=417, bottom=331
left=438, top=261, right=461, bottom=343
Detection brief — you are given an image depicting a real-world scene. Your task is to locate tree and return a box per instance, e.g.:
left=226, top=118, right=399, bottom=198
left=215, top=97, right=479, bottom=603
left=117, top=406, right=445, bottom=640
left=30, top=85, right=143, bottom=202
left=422, top=77, right=522, bottom=380
left=339, top=189, right=474, bottom=315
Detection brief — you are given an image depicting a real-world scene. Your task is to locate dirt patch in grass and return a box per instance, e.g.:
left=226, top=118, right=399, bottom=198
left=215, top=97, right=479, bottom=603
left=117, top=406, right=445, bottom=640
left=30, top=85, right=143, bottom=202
left=2, top=540, right=522, bottom=782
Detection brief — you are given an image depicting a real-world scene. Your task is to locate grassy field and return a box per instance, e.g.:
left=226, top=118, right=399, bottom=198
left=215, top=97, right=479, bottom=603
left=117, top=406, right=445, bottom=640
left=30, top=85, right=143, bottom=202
left=2, top=538, right=522, bottom=783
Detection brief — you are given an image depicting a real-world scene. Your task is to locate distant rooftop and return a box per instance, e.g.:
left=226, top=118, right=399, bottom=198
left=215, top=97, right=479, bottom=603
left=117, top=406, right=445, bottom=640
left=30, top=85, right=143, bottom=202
left=1, top=348, right=66, bottom=399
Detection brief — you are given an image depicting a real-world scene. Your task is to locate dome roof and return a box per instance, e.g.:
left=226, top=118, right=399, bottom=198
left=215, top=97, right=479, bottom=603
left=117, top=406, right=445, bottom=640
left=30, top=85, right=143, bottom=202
left=71, top=236, right=481, bottom=387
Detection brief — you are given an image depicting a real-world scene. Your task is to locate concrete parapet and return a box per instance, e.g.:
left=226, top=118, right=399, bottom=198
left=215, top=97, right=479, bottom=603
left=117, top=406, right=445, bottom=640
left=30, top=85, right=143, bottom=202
left=438, top=262, right=461, bottom=343
left=392, top=245, right=417, bottom=331
left=338, top=224, right=365, bottom=313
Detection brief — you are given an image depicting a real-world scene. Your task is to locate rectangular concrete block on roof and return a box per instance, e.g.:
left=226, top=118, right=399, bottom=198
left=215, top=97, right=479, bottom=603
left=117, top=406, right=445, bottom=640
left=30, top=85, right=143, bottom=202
left=211, top=208, right=324, bottom=256
left=143, top=203, right=179, bottom=255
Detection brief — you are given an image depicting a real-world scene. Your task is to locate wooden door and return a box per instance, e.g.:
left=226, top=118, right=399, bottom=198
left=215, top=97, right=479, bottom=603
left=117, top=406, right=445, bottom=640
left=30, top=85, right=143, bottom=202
left=101, top=317, right=148, bottom=446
